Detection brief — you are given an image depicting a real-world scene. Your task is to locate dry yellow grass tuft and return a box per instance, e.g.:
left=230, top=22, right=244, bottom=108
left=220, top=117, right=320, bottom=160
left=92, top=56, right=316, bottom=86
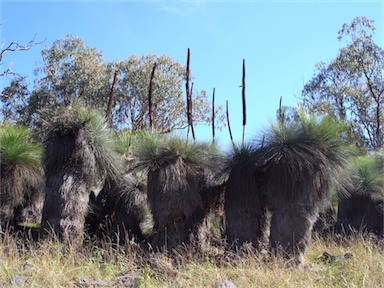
left=0, top=231, right=383, bottom=287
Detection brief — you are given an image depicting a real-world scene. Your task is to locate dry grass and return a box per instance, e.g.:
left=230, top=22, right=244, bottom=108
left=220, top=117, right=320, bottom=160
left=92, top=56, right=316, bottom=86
left=0, top=232, right=383, bottom=287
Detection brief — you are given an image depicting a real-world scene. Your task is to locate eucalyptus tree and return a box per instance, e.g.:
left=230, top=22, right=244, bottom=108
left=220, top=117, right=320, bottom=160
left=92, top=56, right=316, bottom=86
left=133, top=132, right=223, bottom=251
left=1, top=35, right=112, bottom=126
left=1, top=33, right=43, bottom=123
left=2, top=35, right=223, bottom=133
left=1, top=78, right=31, bottom=124
left=0, top=124, right=44, bottom=230
left=40, top=103, right=122, bottom=244
left=302, top=17, right=383, bottom=150
left=111, top=54, right=223, bottom=132
left=26, top=35, right=111, bottom=126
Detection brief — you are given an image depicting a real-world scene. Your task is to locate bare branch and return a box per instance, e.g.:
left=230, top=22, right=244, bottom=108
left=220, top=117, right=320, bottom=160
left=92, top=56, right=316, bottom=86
left=0, top=34, right=44, bottom=78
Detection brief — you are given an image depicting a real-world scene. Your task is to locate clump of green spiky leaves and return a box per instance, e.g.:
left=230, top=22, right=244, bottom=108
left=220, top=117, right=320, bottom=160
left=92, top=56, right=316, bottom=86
left=259, top=112, right=349, bottom=194
left=42, top=102, right=123, bottom=178
left=113, top=129, right=136, bottom=158
left=345, top=151, right=384, bottom=202
left=132, top=131, right=221, bottom=169
left=0, top=124, right=42, bottom=167
left=221, top=142, right=260, bottom=175
left=0, top=124, right=43, bottom=190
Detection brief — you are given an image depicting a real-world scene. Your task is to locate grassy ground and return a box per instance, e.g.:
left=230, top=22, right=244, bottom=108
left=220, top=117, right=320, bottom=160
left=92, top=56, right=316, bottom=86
left=0, top=232, right=383, bottom=288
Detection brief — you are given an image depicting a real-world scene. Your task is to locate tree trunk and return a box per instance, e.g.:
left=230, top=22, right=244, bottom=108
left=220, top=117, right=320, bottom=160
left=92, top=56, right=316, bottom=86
left=269, top=204, right=319, bottom=265
left=224, top=167, right=266, bottom=249
left=40, top=130, right=96, bottom=244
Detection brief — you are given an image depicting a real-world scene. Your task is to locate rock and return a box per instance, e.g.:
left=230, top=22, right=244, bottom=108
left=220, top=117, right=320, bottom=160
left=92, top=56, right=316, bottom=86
left=23, top=260, right=34, bottom=271
left=320, top=251, right=354, bottom=264
left=78, top=277, right=109, bottom=287
left=213, top=279, right=237, bottom=288
left=114, top=272, right=139, bottom=287
left=10, top=275, right=29, bottom=286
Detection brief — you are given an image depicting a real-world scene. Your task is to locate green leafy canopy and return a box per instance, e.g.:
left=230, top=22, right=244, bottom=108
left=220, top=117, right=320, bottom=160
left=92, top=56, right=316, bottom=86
left=132, top=131, right=222, bottom=170
left=42, top=102, right=124, bottom=178
left=345, top=151, right=384, bottom=201
left=0, top=124, right=42, bottom=166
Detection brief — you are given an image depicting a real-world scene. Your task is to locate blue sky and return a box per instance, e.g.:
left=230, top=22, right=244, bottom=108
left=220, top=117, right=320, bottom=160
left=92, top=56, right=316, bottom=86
left=1, top=0, right=383, bottom=149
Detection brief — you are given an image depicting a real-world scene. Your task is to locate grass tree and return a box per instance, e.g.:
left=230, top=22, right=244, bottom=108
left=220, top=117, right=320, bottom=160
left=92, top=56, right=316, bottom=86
left=133, top=132, right=222, bottom=251
left=259, top=114, right=347, bottom=264
left=336, top=150, right=384, bottom=236
left=86, top=173, right=147, bottom=244
left=0, top=124, right=44, bottom=231
left=222, top=144, right=268, bottom=249
left=40, top=103, right=122, bottom=244
left=85, top=129, right=150, bottom=244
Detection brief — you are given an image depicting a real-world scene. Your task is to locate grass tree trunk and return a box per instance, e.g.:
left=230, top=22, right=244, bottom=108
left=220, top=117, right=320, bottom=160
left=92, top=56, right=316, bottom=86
left=336, top=196, right=384, bottom=236
left=266, top=159, right=330, bottom=265
left=224, top=163, right=266, bottom=249
left=268, top=202, right=320, bottom=264
left=147, top=158, right=204, bottom=251
left=86, top=174, right=147, bottom=244
left=134, top=133, right=222, bottom=251
left=183, top=173, right=225, bottom=251
left=41, top=128, right=96, bottom=244
left=0, top=164, right=23, bottom=229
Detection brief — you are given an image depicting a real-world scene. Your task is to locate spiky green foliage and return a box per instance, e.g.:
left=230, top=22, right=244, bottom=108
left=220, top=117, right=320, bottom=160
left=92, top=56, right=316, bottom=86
left=0, top=124, right=42, bottom=167
left=371, top=149, right=384, bottom=169
left=133, top=131, right=221, bottom=169
left=221, top=143, right=259, bottom=174
left=0, top=124, right=43, bottom=228
left=336, top=150, right=384, bottom=236
left=42, top=102, right=123, bottom=179
left=260, top=114, right=348, bottom=201
left=113, top=129, right=136, bottom=157
left=346, top=153, right=384, bottom=201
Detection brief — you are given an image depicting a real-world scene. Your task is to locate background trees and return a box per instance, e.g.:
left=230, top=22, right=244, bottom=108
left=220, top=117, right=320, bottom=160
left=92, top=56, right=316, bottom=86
left=0, top=31, right=43, bottom=124
left=112, top=55, right=214, bottom=132
left=0, top=30, right=42, bottom=79
left=1, top=35, right=220, bottom=134
left=22, top=35, right=110, bottom=126
left=302, top=17, right=383, bottom=150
